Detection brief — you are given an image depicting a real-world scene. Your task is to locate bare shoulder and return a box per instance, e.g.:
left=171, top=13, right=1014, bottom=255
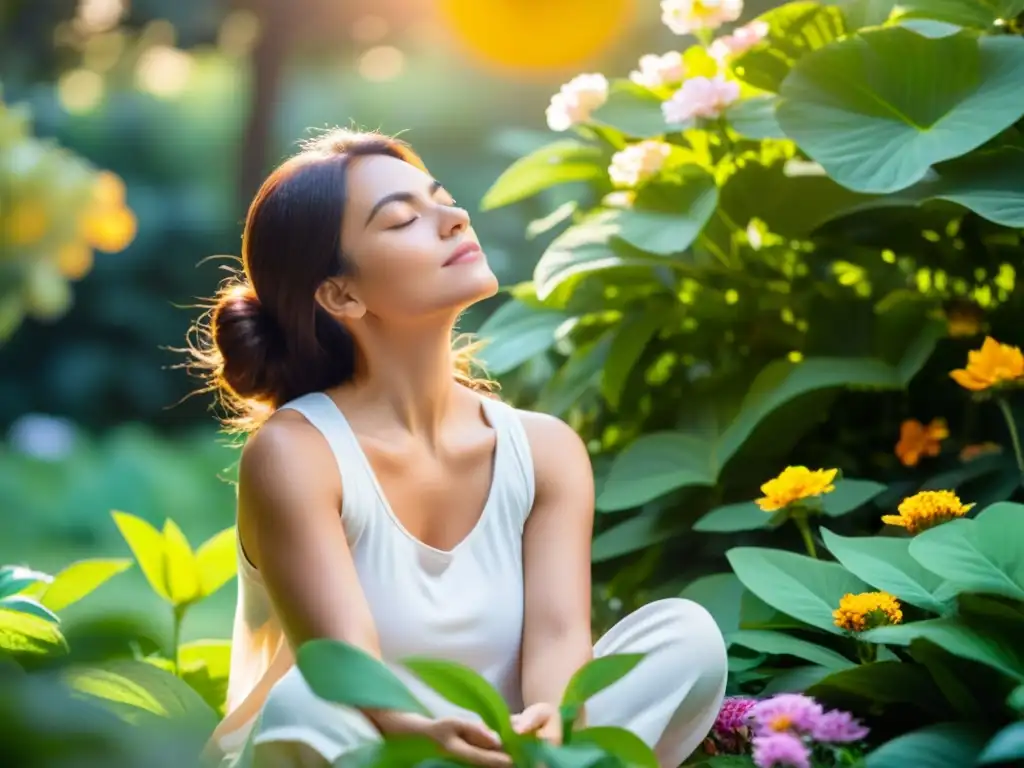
left=514, top=409, right=592, bottom=490
left=239, top=409, right=341, bottom=508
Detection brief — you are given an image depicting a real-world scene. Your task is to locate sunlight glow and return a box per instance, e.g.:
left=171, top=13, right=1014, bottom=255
left=75, top=0, right=125, bottom=35
left=351, top=15, right=390, bottom=43
left=218, top=10, right=262, bottom=57
left=358, top=46, right=405, bottom=82
left=136, top=46, right=194, bottom=98
left=57, top=69, right=105, bottom=113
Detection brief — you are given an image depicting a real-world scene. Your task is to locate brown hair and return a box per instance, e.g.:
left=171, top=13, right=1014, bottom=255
left=187, top=129, right=492, bottom=432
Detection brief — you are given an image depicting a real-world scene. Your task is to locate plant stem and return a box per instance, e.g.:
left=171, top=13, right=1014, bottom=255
left=997, top=396, right=1024, bottom=478
left=171, top=606, right=184, bottom=676
left=794, top=513, right=818, bottom=559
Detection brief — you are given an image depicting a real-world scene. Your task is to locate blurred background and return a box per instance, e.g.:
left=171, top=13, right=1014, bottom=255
left=0, top=0, right=774, bottom=646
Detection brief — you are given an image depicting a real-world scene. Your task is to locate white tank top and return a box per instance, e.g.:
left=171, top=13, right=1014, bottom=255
left=216, top=391, right=535, bottom=750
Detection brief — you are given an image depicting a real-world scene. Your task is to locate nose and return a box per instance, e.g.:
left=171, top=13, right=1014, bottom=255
left=440, top=204, right=470, bottom=239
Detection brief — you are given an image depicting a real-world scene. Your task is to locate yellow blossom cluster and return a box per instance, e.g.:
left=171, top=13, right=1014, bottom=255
left=882, top=490, right=974, bottom=535
left=833, top=592, right=903, bottom=632
left=756, top=466, right=837, bottom=512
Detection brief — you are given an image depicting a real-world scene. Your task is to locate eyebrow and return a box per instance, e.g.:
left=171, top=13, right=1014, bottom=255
left=365, top=180, right=444, bottom=226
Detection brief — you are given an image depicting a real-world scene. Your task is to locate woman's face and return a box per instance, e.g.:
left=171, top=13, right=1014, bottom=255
left=336, top=154, right=498, bottom=324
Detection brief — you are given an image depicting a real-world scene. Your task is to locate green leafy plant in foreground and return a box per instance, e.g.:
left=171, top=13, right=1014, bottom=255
left=296, top=638, right=656, bottom=767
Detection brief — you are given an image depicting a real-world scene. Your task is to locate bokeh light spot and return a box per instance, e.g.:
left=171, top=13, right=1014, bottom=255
left=358, top=46, right=405, bottom=82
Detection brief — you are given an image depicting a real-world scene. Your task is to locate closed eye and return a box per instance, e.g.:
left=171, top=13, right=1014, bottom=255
left=387, top=217, right=418, bottom=230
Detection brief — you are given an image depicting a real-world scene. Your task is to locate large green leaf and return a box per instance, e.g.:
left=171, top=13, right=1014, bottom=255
left=0, top=565, right=50, bottom=599
left=888, top=0, right=1024, bottom=29
left=716, top=357, right=912, bottom=469
left=904, top=147, right=1024, bottom=227
left=865, top=723, right=989, bottom=768
left=693, top=501, right=778, bottom=533
left=591, top=82, right=669, bottom=139
left=477, top=299, right=572, bottom=375
left=295, top=639, right=428, bottom=715
left=561, top=654, right=644, bottom=708
left=63, top=659, right=217, bottom=731
left=725, top=95, right=786, bottom=139
left=162, top=520, right=200, bottom=607
left=777, top=28, right=1024, bottom=193
left=596, top=432, right=716, bottom=512
left=808, top=661, right=947, bottom=713
left=821, top=479, right=886, bottom=517
left=591, top=506, right=683, bottom=562
left=403, top=658, right=512, bottom=739
left=0, top=607, right=67, bottom=656
left=728, top=629, right=855, bottom=669
left=865, top=618, right=1024, bottom=680
left=38, top=558, right=133, bottom=613
left=533, top=212, right=666, bottom=301
left=680, top=574, right=744, bottom=635
left=195, top=527, right=237, bottom=598
left=0, top=595, right=60, bottom=623
left=612, top=175, right=719, bottom=257
left=112, top=511, right=170, bottom=603
left=535, top=335, right=611, bottom=416
left=601, top=309, right=665, bottom=409
left=733, top=1, right=847, bottom=93
left=908, top=501, right=1024, bottom=601
left=572, top=726, right=659, bottom=768
left=177, top=639, right=232, bottom=714
left=979, top=722, right=1024, bottom=765
left=481, top=140, right=610, bottom=210
left=820, top=529, right=949, bottom=613
left=726, top=547, right=870, bottom=634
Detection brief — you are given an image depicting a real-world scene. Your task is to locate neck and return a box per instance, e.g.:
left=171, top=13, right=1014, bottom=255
left=355, top=318, right=461, bottom=438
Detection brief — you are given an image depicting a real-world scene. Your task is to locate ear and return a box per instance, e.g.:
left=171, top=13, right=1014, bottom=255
left=315, top=277, right=365, bottom=321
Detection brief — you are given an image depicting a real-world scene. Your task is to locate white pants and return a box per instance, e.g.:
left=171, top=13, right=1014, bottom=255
left=230, top=598, right=727, bottom=768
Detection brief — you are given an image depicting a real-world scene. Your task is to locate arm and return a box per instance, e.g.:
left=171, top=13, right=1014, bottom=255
left=519, top=412, right=596, bottom=718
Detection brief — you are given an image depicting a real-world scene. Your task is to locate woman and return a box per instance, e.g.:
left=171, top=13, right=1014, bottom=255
left=196, top=129, right=727, bottom=768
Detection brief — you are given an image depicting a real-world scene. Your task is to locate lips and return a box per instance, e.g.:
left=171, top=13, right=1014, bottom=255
left=443, top=241, right=482, bottom=267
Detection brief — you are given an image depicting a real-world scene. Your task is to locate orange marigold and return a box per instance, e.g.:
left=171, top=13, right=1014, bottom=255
left=756, top=466, right=838, bottom=512
left=950, top=337, right=1024, bottom=392
left=833, top=591, right=902, bottom=632
left=881, top=490, right=974, bottom=535
left=895, top=418, right=948, bottom=467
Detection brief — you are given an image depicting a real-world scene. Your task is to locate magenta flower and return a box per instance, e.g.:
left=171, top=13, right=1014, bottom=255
left=752, top=732, right=811, bottom=768
left=712, top=696, right=757, bottom=752
left=749, top=694, right=824, bottom=737
left=810, top=709, right=870, bottom=743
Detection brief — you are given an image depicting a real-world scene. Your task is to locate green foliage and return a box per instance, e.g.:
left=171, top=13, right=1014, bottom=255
left=482, top=0, right=1024, bottom=762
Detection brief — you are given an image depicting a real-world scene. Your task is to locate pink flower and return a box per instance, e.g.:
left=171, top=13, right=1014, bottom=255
left=710, top=20, right=770, bottom=64
left=630, top=51, right=686, bottom=89
left=749, top=694, right=824, bottom=737
left=662, top=75, right=740, bottom=125
left=545, top=74, right=609, bottom=132
left=712, top=696, right=757, bottom=753
left=810, top=709, right=870, bottom=743
left=608, top=141, right=672, bottom=187
left=661, top=0, right=744, bottom=35
left=752, top=733, right=811, bottom=768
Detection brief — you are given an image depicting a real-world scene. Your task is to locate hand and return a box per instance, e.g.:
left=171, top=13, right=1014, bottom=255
left=512, top=702, right=563, bottom=746
left=423, top=717, right=513, bottom=767
left=366, top=711, right=511, bottom=767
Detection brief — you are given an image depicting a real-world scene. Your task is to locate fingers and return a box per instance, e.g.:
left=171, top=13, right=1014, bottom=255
left=444, top=738, right=512, bottom=767
left=512, top=703, right=555, bottom=734
left=456, top=721, right=503, bottom=750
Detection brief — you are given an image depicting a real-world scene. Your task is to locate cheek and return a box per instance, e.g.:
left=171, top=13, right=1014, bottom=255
left=357, top=237, right=441, bottom=309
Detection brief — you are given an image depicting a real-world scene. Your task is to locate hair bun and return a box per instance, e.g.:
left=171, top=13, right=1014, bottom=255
left=211, top=283, right=287, bottom=403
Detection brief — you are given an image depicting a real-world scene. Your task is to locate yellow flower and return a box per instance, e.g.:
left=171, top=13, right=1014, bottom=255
left=833, top=591, right=903, bottom=632
left=950, top=337, right=1024, bottom=392
left=4, top=201, right=48, bottom=246
left=895, top=418, right=948, bottom=467
left=881, top=490, right=974, bottom=535
left=959, top=442, right=1002, bottom=463
left=56, top=242, right=94, bottom=280
left=756, top=466, right=838, bottom=512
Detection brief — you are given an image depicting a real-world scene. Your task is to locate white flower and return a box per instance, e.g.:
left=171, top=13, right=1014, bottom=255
left=662, top=75, right=741, bottom=125
left=608, top=141, right=673, bottom=187
left=661, top=0, right=743, bottom=35
left=545, top=73, right=609, bottom=132
left=709, top=20, right=769, bottom=64
left=629, top=51, right=686, bottom=89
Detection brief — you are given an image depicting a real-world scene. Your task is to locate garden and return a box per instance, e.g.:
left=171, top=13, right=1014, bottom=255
left=1, top=0, right=1023, bottom=766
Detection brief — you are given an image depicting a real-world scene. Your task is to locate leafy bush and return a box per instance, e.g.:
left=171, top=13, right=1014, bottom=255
left=478, top=0, right=1024, bottom=765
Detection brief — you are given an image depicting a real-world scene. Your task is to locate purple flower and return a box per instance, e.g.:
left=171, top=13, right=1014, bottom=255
left=749, top=694, right=824, bottom=737
left=752, top=733, right=811, bottom=768
left=712, top=696, right=757, bottom=752
left=810, top=709, right=869, bottom=743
